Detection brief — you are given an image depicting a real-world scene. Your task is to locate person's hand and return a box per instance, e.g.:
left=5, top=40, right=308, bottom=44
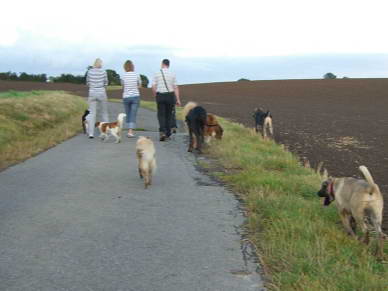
left=176, top=99, right=181, bottom=106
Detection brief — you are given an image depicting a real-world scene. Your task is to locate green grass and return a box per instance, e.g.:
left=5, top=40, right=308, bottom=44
left=106, top=85, right=122, bottom=91
left=0, top=90, right=44, bottom=99
left=205, top=119, right=388, bottom=290
left=137, top=100, right=388, bottom=290
left=0, top=90, right=87, bottom=169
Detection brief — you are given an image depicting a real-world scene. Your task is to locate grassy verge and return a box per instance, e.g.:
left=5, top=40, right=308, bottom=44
left=107, top=85, right=122, bottom=91
left=139, top=100, right=388, bottom=290
left=0, top=90, right=87, bottom=169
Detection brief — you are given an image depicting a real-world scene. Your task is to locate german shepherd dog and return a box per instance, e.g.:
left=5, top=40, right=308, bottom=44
left=253, top=107, right=273, bottom=139
left=317, top=166, right=385, bottom=258
left=183, top=102, right=207, bottom=153
left=82, top=110, right=90, bottom=134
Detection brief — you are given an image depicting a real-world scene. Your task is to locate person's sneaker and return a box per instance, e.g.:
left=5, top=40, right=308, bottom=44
left=159, top=134, right=166, bottom=141
left=127, top=133, right=135, bottom=138
left=172, top=128, right=177, bottom=134
left=88, top=136, right=94, bottom=139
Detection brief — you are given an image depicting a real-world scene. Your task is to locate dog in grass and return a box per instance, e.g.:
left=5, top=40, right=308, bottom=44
left=136, top=136, right=156, bottom=189
left=95, top=113, right=126, bottom=143
left=253, top=107, right=273, bottom=139
left=81, top=110, right=90, bottom=134
left=183, top=102, right=207, bottom=153
left=317, top=165, right=385, bottom=258
left=204, top=113, right=223, bottom=144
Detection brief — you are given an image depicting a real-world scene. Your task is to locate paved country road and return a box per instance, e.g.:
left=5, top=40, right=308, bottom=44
left=0, top=103, right=265, bottom=291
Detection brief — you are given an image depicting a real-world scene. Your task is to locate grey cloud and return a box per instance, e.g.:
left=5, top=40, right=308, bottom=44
left=1, top=36, right=388, bottom=84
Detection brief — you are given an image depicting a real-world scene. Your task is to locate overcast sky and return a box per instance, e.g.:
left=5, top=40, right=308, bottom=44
left=1, top=0, right=388, bottom=84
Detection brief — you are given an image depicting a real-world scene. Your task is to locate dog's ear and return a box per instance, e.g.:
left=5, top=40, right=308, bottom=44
left=322, top=168, right=329, bottom=181
left=95, top=122, right=100, bottom=127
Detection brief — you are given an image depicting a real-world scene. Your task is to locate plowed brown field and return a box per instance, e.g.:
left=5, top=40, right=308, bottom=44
left=2, top=79, right=388, bottom=230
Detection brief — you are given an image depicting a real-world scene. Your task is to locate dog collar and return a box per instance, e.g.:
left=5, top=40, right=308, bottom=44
left=206, top=124, right=218, bottom=127
left=328, top=182, right=335, bottom=197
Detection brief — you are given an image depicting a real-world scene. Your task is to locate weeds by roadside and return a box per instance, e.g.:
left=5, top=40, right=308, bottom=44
left=0, top=90, right=87, bottom=170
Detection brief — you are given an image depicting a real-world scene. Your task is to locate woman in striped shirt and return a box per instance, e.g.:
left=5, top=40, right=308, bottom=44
left=121, top=60, right=142, bottom=137
left=86, top=58, right=109, bottom=138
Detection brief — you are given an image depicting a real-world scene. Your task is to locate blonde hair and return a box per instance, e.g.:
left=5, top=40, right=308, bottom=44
left=124, top=60, right=134, bottom=72
left=93, top=58, right=103, bottom=68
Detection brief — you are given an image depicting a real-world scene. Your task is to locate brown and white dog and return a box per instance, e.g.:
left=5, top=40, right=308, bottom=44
left=95, top=113, right=126, bottom=143
left=317, top=166, right=385, bottom=258
left=136, top=136, right=156, bottom=189
left=204, top=113, right=223, bottom=144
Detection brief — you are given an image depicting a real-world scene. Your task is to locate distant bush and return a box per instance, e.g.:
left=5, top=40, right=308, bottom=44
left=323, top=72, right=337, bottom=79
left=106, top=69, right=121, bottom=85
left=0, top=71, right=47, bottom=82
left=51, top=74, right=85, bottom=84
left=140, top=74, right=149, bottom=88
left=238, top=78, right=251, bottom=82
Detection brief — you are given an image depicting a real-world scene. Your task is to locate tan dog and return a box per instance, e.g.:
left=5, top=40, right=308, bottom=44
left=136, top=136, right=156, bottom=189
left=204, top=114, right=223, bottom=144
left=317, top=166, right=385, bottom=257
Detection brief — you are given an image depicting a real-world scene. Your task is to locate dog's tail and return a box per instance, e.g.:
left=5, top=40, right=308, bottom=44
left=182, top=101, right=198, bottom=120
left=117, top=113, right=126, bottom=129
left=359, top=165, right=379, bottom=194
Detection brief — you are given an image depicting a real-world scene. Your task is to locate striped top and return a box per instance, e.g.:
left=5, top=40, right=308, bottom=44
left=86, top=68, right=108, bottom=91
left=121, top=72, right=141, bottom=98
left=152, top=68, right=177, bottom=93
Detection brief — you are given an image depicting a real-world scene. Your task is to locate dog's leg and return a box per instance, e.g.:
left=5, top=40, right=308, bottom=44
left=188, top=127, right=194, bottom=152
left=370, top=207, right=384, bottom=258
left=350, top=216, right=357, bottom=234
left=195, top=124, right=204, bottom=153
left=340, top=210, right=357, bottom=237
left=138, top=167, right=143, bottom=179
left=143, top=172, right=149, bottom=189
left=352, top=207, right=369, bottom=243
left=148, top=166, right=153, bottom=186
left=112, top=130, right=120, bottom=143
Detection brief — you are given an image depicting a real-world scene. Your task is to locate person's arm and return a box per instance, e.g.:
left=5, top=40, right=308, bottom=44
left=104, top=71, right=108, bottom=87
left=172, top=74, right=181, bottom=106
left=86, top=70, right=90, bottom=86
left=174, top=85, right=181, bottom=106
left=151, top=74, right=157, bottom=97
left=137, top=74, right=142, bottom=89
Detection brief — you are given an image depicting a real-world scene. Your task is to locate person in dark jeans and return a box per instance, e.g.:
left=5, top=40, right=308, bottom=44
left=152, top=59, right=181, bottom=141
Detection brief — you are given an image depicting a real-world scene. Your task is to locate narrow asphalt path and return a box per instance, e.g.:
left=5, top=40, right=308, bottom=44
left=0, top=103, right=264, bottom=291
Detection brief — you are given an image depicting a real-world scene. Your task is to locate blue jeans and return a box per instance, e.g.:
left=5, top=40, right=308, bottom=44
left=123, top=96, right=140, bottom=129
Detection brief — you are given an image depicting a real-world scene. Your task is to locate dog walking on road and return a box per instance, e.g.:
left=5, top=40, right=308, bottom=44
left=136, top=136, right=157, bottom=189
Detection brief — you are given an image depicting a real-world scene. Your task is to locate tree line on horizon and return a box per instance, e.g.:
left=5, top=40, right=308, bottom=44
left=0, top=69, right=150, bottom=88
